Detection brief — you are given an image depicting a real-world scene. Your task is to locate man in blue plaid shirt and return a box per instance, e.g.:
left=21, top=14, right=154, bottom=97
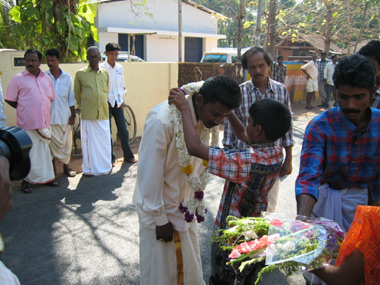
left=317, top=52, right=330, bottom=108
left=296, top=54, right=380, bottom=234
left=271, top=55, right=287, bottom=83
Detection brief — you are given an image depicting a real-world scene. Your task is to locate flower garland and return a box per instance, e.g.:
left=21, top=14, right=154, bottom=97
left=168, top=81, right=219, bottom=223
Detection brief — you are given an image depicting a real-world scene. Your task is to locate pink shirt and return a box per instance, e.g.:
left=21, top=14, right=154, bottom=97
left=5, top=69, right=56, bottom=130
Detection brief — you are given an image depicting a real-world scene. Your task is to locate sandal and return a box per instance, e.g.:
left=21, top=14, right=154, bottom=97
left=64, top=167, right=76, bottom=177
left=21, top=180, right=33, bottom=193
left=46, top=180, right=59, bottom=187
left=125, top=158, right=138, bottom=164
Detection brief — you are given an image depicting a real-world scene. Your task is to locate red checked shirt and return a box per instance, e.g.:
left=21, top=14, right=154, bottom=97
left=208, top=144, right=283, bottom=231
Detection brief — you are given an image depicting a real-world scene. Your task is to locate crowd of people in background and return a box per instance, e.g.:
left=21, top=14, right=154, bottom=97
left=0, top=39, right=379, bottom=284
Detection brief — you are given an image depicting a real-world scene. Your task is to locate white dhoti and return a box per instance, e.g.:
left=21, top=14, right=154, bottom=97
left=266, top=176, right=280, bottom=212
left=312, top=183, right=368, bottom=232
left=81, top=119, right=111, bottom=176
left=50, top=124, right=73, bottom=165
left=304, top=183, right=368, bottom=285
left=25, top=129, right=55, bottom=184
left=139, top=222, right=205, bottom=285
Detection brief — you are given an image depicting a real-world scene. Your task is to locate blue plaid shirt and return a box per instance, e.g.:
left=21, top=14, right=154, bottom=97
left=296, top=107, right=380, bottom=200
left=317, top=59, right=329, bottom=82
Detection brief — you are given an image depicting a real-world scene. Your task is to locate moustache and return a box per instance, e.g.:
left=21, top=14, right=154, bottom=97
left=342, top=108, right=360, bottom=114
left=27, top=65, right=34, bottom=68
left=254, top=74, right=264, bottom=78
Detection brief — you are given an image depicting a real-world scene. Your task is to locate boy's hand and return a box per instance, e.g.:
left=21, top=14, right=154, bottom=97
left=168, top=88, right=189, bottom=111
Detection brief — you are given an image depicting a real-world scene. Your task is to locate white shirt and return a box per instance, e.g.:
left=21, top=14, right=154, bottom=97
left=324, top=61, right=337, bottom=85
left=0, top=261, right=20, bottom=285
left=100, top=61, right=125, bottom=107
left=46, top=70, right=75, bottom=125
left=0, top=78, right=6, bottom=127
left=301, top=61, right=318, bottom=81
left=133, top=96, right=206, bottom=232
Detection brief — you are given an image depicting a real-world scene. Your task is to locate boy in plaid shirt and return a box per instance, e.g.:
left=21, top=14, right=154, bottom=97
left=169, top=91, right=291, bottom=284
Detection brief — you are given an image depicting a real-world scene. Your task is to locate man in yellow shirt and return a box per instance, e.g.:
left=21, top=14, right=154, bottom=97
left=74, top=46, right=111, bottom=176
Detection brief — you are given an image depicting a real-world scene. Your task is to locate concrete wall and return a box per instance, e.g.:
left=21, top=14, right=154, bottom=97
left=98, top=0, right=218, bottom=34
left=0, top=49, right=178, bottom=138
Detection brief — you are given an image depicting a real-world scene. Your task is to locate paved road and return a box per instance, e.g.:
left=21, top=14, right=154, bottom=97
left=0, top=103, right=323, bottom=284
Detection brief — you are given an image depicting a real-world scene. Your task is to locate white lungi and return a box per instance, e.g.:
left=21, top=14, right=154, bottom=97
left=25, top=129, right=55, bottom=184
left=81, top=119, right=111, bottom=176
left=139, top=222, right=205, bottom=285
left=304, top=183, right=368, bottom=285
left=266, top=176, right=280, bottom=212
left=50, top=124, right=73, bottom=165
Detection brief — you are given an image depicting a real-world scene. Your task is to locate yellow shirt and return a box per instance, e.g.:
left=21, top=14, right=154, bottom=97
left=74, top=65, right=109, bottom=120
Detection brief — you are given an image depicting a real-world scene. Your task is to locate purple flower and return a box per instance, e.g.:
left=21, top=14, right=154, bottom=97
left=185, top=212, right=194, bottom=222
left=196, top=214, right=205, bottom=223
left=179, top=203, right=188, bottom=213
left=194, top=191, right=204, bottom=201
left=326, top=233, right=338, bottom=251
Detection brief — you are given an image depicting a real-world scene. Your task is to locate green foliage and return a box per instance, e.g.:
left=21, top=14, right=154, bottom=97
left=1, top=0, right=98, bottom=62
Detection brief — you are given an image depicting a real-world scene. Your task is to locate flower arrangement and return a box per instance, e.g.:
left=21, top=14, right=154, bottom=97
left=213, top=212, right=344, bottom=284
left=168, top=81, right=219, bottom=223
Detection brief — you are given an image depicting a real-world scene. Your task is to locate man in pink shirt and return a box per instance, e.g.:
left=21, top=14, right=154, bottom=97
left=5, top=49, right=58, bottom=193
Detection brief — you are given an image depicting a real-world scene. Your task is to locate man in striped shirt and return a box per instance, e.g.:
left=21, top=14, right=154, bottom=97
left=223, top=47, right=294, bottom=213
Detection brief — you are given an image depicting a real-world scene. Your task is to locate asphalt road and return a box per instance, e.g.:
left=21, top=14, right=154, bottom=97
left=0, top=102, right=323, bottom=285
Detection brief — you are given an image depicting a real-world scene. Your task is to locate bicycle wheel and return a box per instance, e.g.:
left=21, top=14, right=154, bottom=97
left=71, top=108, right=82, bottom=157
left=124, top=104, right=137, bottom=144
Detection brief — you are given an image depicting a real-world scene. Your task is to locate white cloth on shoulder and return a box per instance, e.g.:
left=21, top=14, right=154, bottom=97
left=139, top=221, right=205, bottom=285
left=80, top=119, right=111, bottom=176
left=25, top=128, right=55, bottom=184
left=50, top=124, right=73, bottom=165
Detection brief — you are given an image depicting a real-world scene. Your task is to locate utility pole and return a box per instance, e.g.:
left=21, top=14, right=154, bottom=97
left=253, top=0, right=263, bottom=47
left=178, top=0, right=183, bottom=62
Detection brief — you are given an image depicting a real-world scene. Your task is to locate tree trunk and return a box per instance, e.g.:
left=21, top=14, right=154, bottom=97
left=268, top=0, right=277, bottom=58
left=324, top=0, right=332, bottom=53
left=346, top=0, right=352, bottom=55
left=354, top=0, right=369, bottom=53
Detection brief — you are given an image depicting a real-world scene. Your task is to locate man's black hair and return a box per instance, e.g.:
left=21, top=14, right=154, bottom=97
left=199, top=76, right=241, bottom=110
left=358, top=40, right=380, bottom=66
left=105, top=42, right=121, bottom=52
left=248, top=98, right=291, bottom=142
left=277, top=55, right=283, bottom=61
left=24, top=49, right=42, bottom=61
left=241, top=47, right=272, bottom=69
left=333, top=54, right=375, bottom=91
left=46, top=48, right=60, bottom=60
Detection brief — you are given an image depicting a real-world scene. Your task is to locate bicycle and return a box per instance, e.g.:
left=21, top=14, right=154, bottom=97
left=72, top=108, right=82, bottom=156
left=123, top=104, right=137, bottom=144
left=72, top=104, right=137, bottom=155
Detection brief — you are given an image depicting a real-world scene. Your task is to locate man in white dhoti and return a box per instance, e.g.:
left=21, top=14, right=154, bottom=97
left=133, top=76, right=241, bottom=285
left=0, top=78, right=7, bottom=128
left=296, top=54, right=380, bottom=284
left=74, top=46, right=111, bottom=176
left=46, top=48, right=76, bottom=177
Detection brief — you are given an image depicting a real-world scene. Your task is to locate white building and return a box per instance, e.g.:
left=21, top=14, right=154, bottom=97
left=97, top=0, right=226, bottom=62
